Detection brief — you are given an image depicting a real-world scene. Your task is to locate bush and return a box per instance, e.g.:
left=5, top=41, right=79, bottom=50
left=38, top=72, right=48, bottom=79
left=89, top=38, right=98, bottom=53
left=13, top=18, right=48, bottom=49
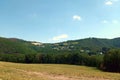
left=103, top=49, right=120, bottom=72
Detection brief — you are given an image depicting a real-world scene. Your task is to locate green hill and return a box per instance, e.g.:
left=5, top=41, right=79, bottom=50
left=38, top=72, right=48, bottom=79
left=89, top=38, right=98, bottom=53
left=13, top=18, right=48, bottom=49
left=37, top=37, right=120, bottom=54
left=1, top=37, right=120, bottom=54
left=0, top=37, right=36, bottom=54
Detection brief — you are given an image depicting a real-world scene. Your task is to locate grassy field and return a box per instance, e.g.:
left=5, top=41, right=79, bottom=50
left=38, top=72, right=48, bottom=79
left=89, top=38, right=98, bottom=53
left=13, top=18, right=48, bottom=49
left=0, top=61, right=120, bottom=80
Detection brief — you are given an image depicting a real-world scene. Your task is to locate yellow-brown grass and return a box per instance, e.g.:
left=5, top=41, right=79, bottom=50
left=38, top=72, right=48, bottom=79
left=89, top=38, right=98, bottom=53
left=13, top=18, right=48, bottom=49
left=0, top=61, right=120, bottom=80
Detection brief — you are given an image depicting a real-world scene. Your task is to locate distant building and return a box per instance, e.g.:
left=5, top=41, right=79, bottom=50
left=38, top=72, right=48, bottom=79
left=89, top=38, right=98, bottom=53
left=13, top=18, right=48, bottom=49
left=31, top=42, right=42, bottom=46
left=100, top=52, right=103, bottom=55
left=80, top=50, right=84, bottom=52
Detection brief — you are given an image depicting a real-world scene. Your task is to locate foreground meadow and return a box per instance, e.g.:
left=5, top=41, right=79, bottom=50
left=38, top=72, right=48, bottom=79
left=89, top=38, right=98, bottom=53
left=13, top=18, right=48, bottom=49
left=0, top=61, right=120, bottom=80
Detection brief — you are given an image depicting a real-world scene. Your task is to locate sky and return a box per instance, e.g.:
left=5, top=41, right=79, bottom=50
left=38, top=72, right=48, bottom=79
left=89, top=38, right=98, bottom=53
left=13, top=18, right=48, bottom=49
left=0, top=0, right=120, bottom=43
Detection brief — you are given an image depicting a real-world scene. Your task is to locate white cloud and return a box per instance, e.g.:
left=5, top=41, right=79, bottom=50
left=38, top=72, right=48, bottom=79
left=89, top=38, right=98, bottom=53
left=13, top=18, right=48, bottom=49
left=73, top=15, right=82, bottom=21
left=52, top=34, right=68, bottom=41
left=112, top=20, right=119, bottom=24
left=105, top=1, right=113, bottom=5
left=105, top=0, right=119, bottom=5
left=102, top=19, right=119, bottom=24
left=102, top=20, right=109, bottom=23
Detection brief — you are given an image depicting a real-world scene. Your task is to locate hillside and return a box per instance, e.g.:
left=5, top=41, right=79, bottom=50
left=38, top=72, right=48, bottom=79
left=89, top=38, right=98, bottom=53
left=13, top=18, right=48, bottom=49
left=0, top=61, right=120, bottom=80
left=1, top=37, right=120, bottom=54
left=0, top=37, right=36, bottom=54
left=40, top=37, right=120, bottom=53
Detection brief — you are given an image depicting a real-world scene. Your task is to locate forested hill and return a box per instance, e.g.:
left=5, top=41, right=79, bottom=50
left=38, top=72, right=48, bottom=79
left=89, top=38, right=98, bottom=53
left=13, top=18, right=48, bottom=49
left=0, top=37, right=36, bottom=54
left=39, top=37, right=120, bottom=53
left=34, top=37, right=120, bottom=54
left=0, top=37, right=120, bottom=54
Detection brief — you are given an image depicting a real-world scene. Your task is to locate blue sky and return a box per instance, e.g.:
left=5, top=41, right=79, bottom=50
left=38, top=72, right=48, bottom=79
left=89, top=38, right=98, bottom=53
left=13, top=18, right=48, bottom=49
left=0, top=0, right=120, bottom=43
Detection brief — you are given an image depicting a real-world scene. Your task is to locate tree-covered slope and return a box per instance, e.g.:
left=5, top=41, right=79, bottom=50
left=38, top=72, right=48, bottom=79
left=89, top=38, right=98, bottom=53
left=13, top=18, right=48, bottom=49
left=1, top=37, right=120, bottom=54
left=45, top=37, right=120, bottom=53
left=0, top=37, right=36, bottom=54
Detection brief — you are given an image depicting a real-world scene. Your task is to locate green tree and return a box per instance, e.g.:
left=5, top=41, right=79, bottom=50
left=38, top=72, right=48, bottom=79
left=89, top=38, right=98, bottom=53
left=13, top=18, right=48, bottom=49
left=103, top=49, right=120, bottom=72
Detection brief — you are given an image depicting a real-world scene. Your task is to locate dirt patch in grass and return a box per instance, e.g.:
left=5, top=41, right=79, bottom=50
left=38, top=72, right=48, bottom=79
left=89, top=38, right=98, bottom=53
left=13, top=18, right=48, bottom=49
left=15, top=68, right=110, bottom=80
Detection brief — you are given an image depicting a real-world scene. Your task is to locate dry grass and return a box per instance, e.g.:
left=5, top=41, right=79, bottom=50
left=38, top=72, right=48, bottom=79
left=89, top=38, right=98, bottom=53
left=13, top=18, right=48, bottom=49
left=0, top=61, right=120, bottom=80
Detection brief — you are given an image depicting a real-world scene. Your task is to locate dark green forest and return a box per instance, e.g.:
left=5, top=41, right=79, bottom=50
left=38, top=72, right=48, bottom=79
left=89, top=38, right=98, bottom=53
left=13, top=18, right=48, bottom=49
left=0, top=37, right=120, bottom=72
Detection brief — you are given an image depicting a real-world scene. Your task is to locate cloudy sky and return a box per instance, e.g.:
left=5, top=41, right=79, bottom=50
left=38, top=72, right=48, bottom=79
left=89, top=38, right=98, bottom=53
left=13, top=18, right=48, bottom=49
left=0, top=0, right=120, bottom=43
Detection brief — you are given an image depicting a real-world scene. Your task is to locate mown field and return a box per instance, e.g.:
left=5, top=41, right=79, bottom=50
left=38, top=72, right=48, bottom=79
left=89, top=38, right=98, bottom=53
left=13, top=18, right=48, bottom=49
left=0, top=61, right=120, bottom=80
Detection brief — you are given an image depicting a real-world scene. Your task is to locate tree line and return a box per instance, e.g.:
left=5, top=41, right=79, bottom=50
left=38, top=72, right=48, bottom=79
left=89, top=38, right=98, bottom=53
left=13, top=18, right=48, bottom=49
left=0, top=49, right=120, bottom=73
